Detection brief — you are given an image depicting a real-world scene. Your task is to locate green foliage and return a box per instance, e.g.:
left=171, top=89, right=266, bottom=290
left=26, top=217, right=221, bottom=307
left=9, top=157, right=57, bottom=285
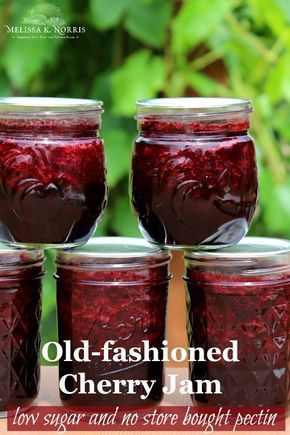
left=40, top=250, right=57, bottom=365
left=89, top=0, right=129, bottom=30
left=3, top=37, right=61, bottom=88
left=125, top=0, right=171, bottom=48
left=0, top=0, right=289, bottom=349
left=1, top=0, right=69, bottom=88
left=90, top=0, right=171, bottom=47
left=111, top=49, right=165, bottom=115
left=172, top=0, right=231, bottom=56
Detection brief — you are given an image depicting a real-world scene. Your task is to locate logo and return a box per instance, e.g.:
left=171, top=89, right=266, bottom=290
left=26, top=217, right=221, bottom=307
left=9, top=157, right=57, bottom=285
left=3, top=3, right=86, bottom=39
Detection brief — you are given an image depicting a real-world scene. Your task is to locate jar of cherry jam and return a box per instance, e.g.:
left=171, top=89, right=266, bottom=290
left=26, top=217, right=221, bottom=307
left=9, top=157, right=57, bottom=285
left=55, top=237, right=171, bottom=407
left=184, top=237, right=290, bottom=406
left=131, top=98, right=258, bottom=249
left=0, top=245, right=44, bottom=417
left=0, top=97, right=107, bottom=248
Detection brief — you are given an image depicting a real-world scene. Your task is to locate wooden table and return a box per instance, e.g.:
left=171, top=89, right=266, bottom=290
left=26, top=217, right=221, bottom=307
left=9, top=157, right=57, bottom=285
left=0, top=366, right=288, bottom=434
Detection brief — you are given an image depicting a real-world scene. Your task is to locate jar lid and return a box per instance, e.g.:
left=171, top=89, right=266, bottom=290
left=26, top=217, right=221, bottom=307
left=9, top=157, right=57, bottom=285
left=136, top=97, right=252, bottom=117
left=56, top=237, right=171, bottom=268
left=184, top=237, right=290, bottom=260
left=0, top=97, right=103, bottom=115
left=0, top=243, right=44, bottom=268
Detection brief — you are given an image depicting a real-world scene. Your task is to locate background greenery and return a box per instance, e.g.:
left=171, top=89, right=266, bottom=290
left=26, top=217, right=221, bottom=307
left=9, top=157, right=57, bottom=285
left=0, top=0, right=290, bottom=352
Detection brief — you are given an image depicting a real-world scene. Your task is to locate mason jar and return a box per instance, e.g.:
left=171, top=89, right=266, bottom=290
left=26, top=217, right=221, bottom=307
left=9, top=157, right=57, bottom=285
left=55, top=237, right=171, bottom=407
left=131, top=98, right=258, bottom=249
left=184, top=237, right=290, bottom=406
left=0, top=97, right=107, bottom=248
left=0, top=245, right=44, bottom=417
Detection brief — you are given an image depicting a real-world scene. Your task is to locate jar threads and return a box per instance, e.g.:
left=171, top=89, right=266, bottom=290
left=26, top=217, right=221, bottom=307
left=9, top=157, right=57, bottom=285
left=184, top=237, right=290, bottom=406
left=0, top=244, right=44, bottom=417
left=131, top=98, right=258, bottom=249
left=55, top=237, right=171, bottom=407
left=0, top=97, right=107, bottom=248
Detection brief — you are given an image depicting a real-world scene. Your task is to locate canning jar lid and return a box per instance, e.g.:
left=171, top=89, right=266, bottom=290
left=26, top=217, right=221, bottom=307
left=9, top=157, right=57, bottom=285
left=56, top=237, right=171, bottom=268
left=136, top=97, right=252, bottom=117
left=184, top=237, right=290, bottom=260
left=0, top=97, right=103, bottom=115
left=0, top=243, right=44, bottom=268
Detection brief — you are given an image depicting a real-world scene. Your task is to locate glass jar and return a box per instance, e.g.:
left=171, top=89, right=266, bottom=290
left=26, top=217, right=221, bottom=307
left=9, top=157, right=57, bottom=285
left=0, top=97, right=107, bottom=248
left=0, top=245, right=44, bottom=417
left=55, top=237, right=171, bottom=407
left=184, top=237, right=290, bottom=406
left=131, top=98, right=258, bottom=249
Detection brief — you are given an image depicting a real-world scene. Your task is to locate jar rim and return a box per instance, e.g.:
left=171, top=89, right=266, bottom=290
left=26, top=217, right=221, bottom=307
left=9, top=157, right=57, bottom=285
left=0, top=243, right=44, bottom=267
left=0, top=97, right=103, bottom=115
left=184, top=237, right=290, bottom=260
left=56, top=237, right=171, bottom=265
left=136, top=97, right=252, bottom=116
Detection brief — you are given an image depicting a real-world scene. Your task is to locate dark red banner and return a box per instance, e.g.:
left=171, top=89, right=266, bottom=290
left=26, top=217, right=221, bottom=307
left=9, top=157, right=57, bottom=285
left=7, top=405, right=285, bottom=432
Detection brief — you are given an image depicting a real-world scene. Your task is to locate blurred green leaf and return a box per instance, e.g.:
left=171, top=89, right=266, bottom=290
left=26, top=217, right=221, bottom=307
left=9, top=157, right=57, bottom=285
left=265, top=53, right=290, bottom=103
left=110, top=193, right=141, bottom=237
left=90, top=0, right=171, bottom=46
left=103, top=127, right=133, bottom=187
left=172, top=0, right=231, bottom=55
left=90, top=72, right=112, bottom=107
left=277, top=0, right=290, bottom=22
left=185, top=71, right=230, bottom=96
left=94, top=207, right=111, bottom=236
left=3, top=38, right=61, bottom=89
left=0, top=70, right=11, bottom=95
left=42, top=250, right=56, bottom=320
left=125, top=0, right=171, bottom=48
left=89, top=0, right=129, bottom=30
left=221, top=17, right=276, bottom=85
left=111, top=49, right=165, bottom=116
left=2, top=0, right=69, bottom=89
left=41, top=250, right=57, bottom=362
left=259, top=166, right=290, bottom=236
left=272, top=104, right=290, bottom=141
left=248, top=0, right=288, bottom=35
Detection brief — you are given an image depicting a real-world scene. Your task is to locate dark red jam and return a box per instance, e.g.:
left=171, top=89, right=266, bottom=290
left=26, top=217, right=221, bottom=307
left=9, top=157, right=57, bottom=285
left=0, top=247, right=44, bottom=414
left=0, top=98, right=107, bottom=247
left=131, top=99, right=258, bottom=248
left=55, top=237, right=171, bottom=407
left=184, top=238, right=290, bottom=406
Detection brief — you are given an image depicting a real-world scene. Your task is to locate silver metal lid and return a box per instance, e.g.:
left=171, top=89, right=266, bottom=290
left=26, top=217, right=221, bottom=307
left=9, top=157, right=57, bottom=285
left=184, top=237, right=290, bottom=260
left=0, top=97, right=103, bottom=115
left=56, top=237, right=171, bottom=267
left=136, top=97, right=252, bottom=116
left=0, top=243, right=44, bottom=267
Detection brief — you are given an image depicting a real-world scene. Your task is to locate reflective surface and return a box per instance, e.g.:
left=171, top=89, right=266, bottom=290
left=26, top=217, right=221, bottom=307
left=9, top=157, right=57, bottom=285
left=131, top=129, right=258, bottom=249
left=56, top=238, right=171, bottom=407
left=0, top=109, right=107, bottom=248
left=184, top=238, right=290, bottom=406
left=0, top=248, right=44, bottom=413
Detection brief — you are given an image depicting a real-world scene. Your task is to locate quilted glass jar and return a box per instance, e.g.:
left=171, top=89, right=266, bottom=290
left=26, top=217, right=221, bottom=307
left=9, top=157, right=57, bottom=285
left=131, top=98, right=258, bottom=249
left=0, top=245, right=44, bottom=417
left=184, top=237, right=290, bottom=406
left=55, top=237, right=171, bottom=407
left=0, top=97, right=107, bottom=248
